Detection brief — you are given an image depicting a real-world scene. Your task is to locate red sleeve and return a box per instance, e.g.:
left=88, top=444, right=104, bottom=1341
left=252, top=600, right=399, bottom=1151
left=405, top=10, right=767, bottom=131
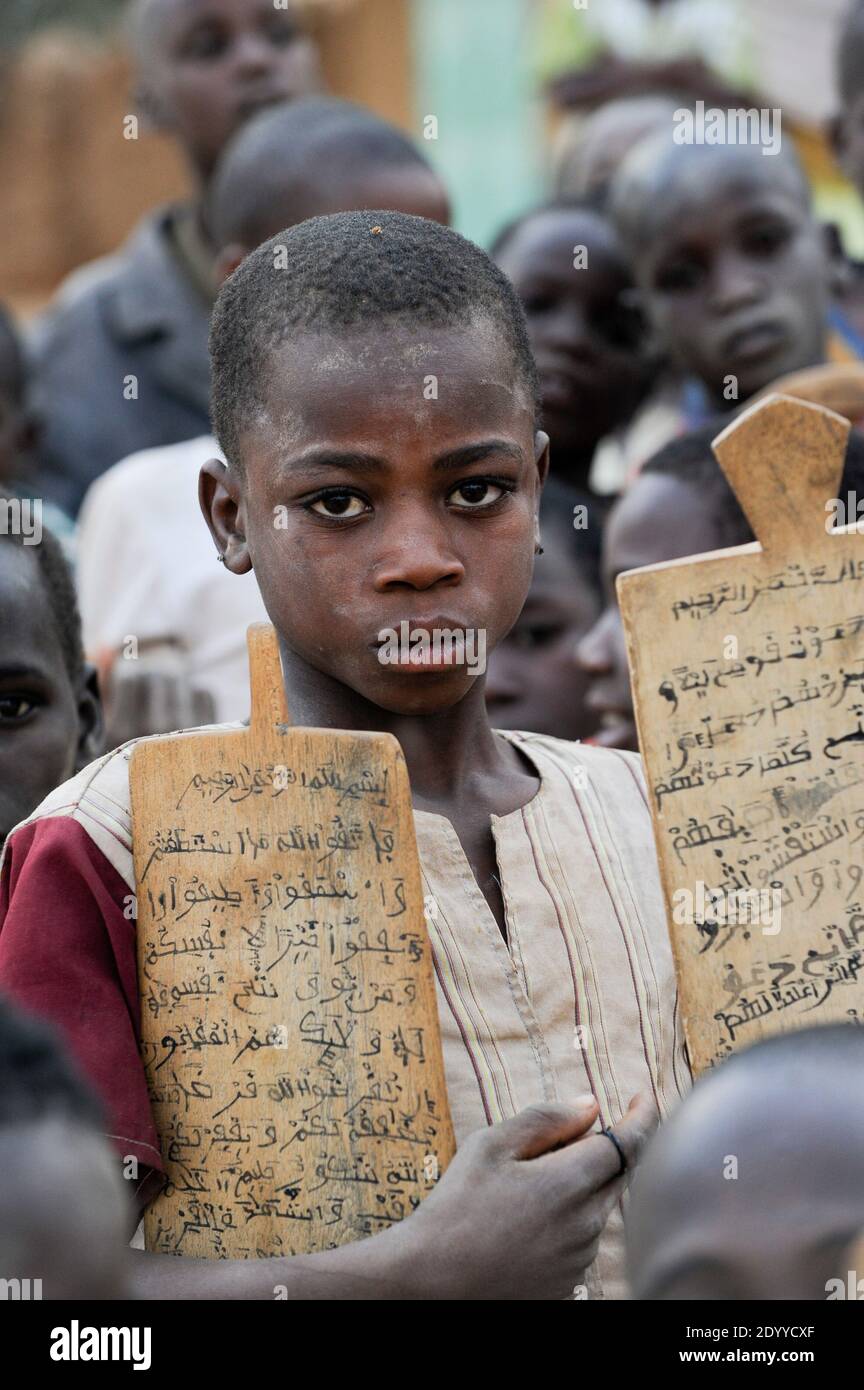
left=0, top=817, right=165, bottom=1208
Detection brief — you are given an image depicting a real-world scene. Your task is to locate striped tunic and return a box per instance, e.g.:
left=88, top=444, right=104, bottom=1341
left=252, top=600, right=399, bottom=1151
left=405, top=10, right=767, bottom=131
left=0, top=725, right=689, bottom=1298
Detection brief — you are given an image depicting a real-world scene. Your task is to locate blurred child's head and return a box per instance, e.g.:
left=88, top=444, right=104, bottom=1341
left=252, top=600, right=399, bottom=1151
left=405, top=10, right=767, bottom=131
left=627, top=1025, right=864, bottom=1300
left=0, top=309, right=36, bottom=486
left=555, top=96, right=682, bottom=202
left=202, top=211, right=548, bottom=720
left=492, top=201, right=651, bottom=489
left=612, top=135, right=832, bottom=406
left=486, top=480, right=602, bottom=739
left=577, top=424, right=754, bottom=749
left=0, top=500, right=102, bottom=845
left=578, top=418, right=864, bottom=749
left=0, top=996, right=131, bottom=1298
left=832, top=0, right=864, bottom=202
left=209, top=96, right=450, bottom=274
left=129, top=0, right=321, bottom=183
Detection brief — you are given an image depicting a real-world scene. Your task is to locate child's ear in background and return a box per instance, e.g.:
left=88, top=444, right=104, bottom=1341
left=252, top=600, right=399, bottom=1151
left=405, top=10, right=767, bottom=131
left=75, top=663, right=105, bottom=768
left=822, top=220, right=855, bottom=299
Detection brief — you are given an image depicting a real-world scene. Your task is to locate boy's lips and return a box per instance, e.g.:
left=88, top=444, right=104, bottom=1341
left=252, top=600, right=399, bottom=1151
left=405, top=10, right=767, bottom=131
left=371, top=618, right=479, bottom=672
left=723, top=319, right=788, bottom=364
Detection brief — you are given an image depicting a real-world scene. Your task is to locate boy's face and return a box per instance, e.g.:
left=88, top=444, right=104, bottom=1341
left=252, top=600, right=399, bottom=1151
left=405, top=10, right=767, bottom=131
left=577, top=473, right=720, bottom=749
left=138, top=0, right=321, bottom=181
left=0, top=545, right=102, bottom=845
left=0, top=1119, right=132, bottom=1300
left=485, top=533, right=600, bottom=739
left=496, top=210, right=648, bottom=459
left=635, top=159, right=831, bottom=403
left=628, top=1078, right=864, bottom=1300
left=204, top=321, right=547, bottom=717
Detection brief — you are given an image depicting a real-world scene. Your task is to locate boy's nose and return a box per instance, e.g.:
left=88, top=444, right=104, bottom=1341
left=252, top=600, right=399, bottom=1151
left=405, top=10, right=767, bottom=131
left=372, top=521, right=465, bottom=592
left=575, top=613, right=614, bottom=672
left=232, top=32, right=281, bottom=77
left=709, top=251, right=764, bottom=313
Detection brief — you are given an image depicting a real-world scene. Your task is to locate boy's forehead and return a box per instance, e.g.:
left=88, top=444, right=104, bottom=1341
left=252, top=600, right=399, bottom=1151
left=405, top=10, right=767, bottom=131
left=250, top=321, right=534, bottom=454
left=629, top=147, right=809, bottom=255
left=501, top=209, right=622, bottom=275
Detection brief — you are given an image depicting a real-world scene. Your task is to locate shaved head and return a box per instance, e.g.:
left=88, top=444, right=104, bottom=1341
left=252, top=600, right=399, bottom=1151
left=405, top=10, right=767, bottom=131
left=627, top=1026, right=864, bottom=1300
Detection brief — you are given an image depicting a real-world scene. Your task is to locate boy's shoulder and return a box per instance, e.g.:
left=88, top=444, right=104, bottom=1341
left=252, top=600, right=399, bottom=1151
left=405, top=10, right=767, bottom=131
left=1, top=722, right=243, bottom=887
left=502, top=728, right=647, bottom=794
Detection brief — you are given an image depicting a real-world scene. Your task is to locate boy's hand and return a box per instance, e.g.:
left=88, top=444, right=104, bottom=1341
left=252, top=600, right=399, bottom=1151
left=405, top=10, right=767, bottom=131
left=398, top=1094, right=657, bottom=1300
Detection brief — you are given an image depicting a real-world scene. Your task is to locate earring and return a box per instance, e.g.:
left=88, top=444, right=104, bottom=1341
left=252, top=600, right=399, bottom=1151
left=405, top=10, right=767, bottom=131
left=216, top=553, right=225, bottom=563
left=535, top=543, right=544, bottom=555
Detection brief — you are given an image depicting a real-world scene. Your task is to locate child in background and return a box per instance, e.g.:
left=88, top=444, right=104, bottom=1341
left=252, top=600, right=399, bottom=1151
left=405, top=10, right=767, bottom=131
left=0, top=996, right=132, bottom=1299
left=492, top=200, right=653, bottom=495
left=486, top=477, right=602, bottom=740
left=0, top=308, right=75, bottom=562
left=77, top=96, right=450, bottom=739
left=610, top=135, right=851, bottom=465
left=0, top=489, right=102, bottom=848
left=31, top=0, right=322, bottom=514
left=578, top=423, right=864, bottom=750
left=627, top=1025, right=864, bottom=1300
left=830, top=0, right=864, bottom=352
left=2, top=211, right=686, bottom=1299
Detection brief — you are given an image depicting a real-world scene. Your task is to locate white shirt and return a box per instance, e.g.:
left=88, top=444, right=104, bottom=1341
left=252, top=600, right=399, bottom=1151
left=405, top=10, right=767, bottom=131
left=76, top=435, right=268, bottom=722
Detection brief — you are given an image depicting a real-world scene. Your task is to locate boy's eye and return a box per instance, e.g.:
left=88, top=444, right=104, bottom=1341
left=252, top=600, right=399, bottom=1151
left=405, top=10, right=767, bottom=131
left=654, top=259, right=705, bottom=294
left=264, top=18, right=303, bottom=46
left=741, top=223, right=790, bottom=258
left=510, top=623, right=563, bottom=651
left=522, top=294, right=556, bottom=316
left=449, top=479, right=509, bottom=509
left=180, top=23, right=229, bottom=60
left=0, top=694, right=38, bottom=723
left=306, top=490, right=370, bottom=520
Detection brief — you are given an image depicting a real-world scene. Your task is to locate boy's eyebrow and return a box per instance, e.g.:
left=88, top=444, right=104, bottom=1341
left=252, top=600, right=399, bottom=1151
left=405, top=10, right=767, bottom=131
left=0, top=663, right=49, bottom=681
left=432, top=441, right=524, bottom=472
left=286, top=440, right=525, bottom=477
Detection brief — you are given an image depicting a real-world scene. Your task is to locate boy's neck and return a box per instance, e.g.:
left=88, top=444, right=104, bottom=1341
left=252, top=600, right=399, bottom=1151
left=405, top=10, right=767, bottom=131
left=277, top=643, right=517, bottom=808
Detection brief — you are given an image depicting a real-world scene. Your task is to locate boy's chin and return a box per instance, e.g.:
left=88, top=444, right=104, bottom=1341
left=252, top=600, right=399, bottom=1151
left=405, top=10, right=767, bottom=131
left=355, top=668, right=482, bottom=718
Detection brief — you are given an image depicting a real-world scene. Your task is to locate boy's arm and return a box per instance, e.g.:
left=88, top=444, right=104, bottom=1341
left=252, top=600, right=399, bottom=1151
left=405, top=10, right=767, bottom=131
left=0, top=813, right=167, bottom=1206
left=125, top=1097, right=656, bottom=1301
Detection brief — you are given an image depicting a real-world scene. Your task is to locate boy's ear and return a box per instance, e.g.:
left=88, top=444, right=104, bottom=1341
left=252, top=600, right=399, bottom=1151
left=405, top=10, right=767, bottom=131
left=821, top=220, right=852, bottom=297
left=214, top=244, right=248, bottom=287
left=199, top=457, right=253, bottom=574
left=534, top=430, right=551, bottom=489
left=76, top=663, right=104, bottom=769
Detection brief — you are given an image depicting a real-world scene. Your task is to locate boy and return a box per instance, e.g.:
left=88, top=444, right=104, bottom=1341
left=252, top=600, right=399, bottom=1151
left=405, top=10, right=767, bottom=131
left=610, top=134, right=852, bottom=459
left=627, top=1025, right=864, bottom=1300
left=31, top=0, right=322, bottom=514
left=0, top=490, right=102, bottom=848
left=77, top=97, right=450, bottom=736
left=578, top=423, right=864, bottom=750
left=1, top=213, right=684, bottom=1298
left=492, top=200, right=653, bottom=494
left=577, top=425, right=755, bottom=751
left=486, top=476, right=602, bottom=740
left=0, top=996, right=132, bottom=1300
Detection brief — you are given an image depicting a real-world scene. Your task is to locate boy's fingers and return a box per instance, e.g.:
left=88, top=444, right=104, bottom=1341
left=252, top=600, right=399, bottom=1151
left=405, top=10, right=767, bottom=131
left=554, top=1093, right=659, bottom=1192
left=488, top=1098, right=600, bottom=1161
